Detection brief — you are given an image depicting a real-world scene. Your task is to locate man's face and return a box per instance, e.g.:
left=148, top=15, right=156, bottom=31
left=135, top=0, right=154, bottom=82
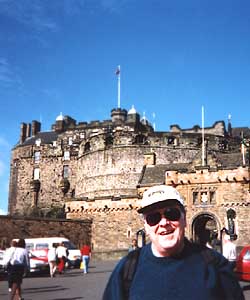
left=144, top=203, right=186, bottom=257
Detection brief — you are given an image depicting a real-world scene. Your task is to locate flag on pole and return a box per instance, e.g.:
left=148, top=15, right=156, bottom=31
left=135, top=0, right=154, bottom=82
left=115, top=65, right=120, bottom=76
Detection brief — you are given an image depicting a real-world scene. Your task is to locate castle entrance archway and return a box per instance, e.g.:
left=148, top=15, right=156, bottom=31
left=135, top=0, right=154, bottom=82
left=192, top=213, right=220, bottom=251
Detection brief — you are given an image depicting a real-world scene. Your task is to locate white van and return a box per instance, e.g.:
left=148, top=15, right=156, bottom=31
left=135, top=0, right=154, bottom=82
left=25, top=237, right=81, bottom=272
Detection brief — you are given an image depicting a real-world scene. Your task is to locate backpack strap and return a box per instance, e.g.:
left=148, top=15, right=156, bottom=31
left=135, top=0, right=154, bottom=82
left=122, top=248, right=141, bottom=299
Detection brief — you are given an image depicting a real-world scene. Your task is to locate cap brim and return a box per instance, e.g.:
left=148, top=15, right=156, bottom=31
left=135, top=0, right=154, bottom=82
left=137, top=199, right=183, bottom=214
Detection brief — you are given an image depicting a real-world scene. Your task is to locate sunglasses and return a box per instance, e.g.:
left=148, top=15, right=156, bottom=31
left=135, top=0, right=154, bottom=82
left=145, top=207, right=182, bottom=226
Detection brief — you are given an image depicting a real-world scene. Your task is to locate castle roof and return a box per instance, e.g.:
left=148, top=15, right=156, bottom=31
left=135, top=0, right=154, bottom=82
left=18, top=131, right=59, bottom=147
left=216, top=152, right=248, bottom=168
left=139, top=163, right=189, bottom=186
left=138, top=151, right=248, bottom=186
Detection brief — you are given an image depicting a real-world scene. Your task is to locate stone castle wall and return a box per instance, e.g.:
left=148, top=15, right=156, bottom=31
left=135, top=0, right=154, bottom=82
left=0, top=215, right=92, bottom=250
left=66, top=196, right=144, bottom=258
left=8, top=109, right=250, bottom=258
left=166, top=167, right=250, bottom=247
left=9, top=142, right=200, bottom=215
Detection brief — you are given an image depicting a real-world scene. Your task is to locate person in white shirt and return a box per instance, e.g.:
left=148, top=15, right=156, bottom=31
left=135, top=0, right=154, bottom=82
left=55, top=242, right=68, bottom=274
left=4, top=238, right=29, bottom=300
left=48, top=243, right=57, bottom=277
left=3, top=240, right=18, bottom=292
left=223, top=234, right=237, bottom=270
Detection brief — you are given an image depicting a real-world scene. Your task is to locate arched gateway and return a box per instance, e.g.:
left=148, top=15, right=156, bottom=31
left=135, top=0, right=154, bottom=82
left=191, top=213, right=221, bottom=251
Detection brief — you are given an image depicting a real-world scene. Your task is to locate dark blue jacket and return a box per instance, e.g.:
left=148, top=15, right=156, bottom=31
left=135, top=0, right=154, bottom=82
left=103, top=240, right=244, bottom=300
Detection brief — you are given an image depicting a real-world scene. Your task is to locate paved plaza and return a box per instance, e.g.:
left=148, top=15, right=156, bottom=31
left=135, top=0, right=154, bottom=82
left=0, top=260, right=118, bottom=300
left=1, top=259, right=250, bottom=300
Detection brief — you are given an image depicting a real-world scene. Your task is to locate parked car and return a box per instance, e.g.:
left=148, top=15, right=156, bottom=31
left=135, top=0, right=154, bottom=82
left=25, top=237, right=81, bottom=270
left=0, top=249, right=5, bottom=275
left=235, top=245, right=250, bottom=281
left=27, top=247, right=49, bottom=274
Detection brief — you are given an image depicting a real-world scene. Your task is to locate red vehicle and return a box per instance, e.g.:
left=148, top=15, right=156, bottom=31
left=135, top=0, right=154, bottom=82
left=236, top=246, right=250, bottom=281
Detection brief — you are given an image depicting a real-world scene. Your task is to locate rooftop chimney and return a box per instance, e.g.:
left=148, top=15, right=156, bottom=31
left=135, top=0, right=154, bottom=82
left=31, top=120, right=41, bottom=137
left=26, top=123, right=31, bottom=139
left=20, top=123, right=27, bottom=144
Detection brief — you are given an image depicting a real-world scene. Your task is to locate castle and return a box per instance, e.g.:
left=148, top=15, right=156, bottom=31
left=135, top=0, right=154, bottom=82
left=8, top=107, right=250, bottom=256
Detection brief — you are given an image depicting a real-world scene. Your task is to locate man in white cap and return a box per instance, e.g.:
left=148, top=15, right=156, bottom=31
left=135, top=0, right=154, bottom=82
left=103, top=185, right=244, bottom=300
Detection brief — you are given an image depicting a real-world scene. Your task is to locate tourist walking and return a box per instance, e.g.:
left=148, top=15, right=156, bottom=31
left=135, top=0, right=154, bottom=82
left=3, top=240, right=18, bottom=293
left=55, top=242, right=68, bottom=274
left=80, top=243, right=91, bottom=274
left=103, top=185, right=244, bottom=300
left=4, top=238, right=29, bottom=300
left=48, top=243, right=57, bottom=277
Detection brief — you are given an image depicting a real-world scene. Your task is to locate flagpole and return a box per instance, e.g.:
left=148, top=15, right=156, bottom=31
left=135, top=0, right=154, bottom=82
left=242, top=131, right=246, bottom=166
left=117, top=65, right=121, bottom=108
left=202, top=106, right=205, bottom=166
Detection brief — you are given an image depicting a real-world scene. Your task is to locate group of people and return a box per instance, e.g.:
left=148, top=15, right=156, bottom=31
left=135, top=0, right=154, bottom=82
left=49, top=241, right=92, bottom=275
left=103, top=184, right=245, bottom=300
left=47, top=242, right=69, bottom=277
left=2, top=239, right=92, bottom=299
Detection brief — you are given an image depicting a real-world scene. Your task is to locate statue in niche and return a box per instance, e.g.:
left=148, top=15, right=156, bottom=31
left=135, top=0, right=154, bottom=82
left=201, top=192, right=208, bottom=203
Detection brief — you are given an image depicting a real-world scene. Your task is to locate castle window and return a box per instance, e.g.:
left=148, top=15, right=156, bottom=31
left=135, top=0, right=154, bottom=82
left=63, top=165, right=69, bottom=178
left=33, top=168, right=40, bottom=180
left=34, top=151, right=40, bottom=163
left=64, top=151, right=70, bottom=160
left=219, top=140, right=228, bottom=150
left=133, top=134, right=146, bottom=144
left=35, top=139, right=41, bottom=147
left=210, top=191, right=216, bottom=204
left=192, top=188, right=217, bottom=206
left=193, top=192, right=199, bottom=204
left=167, top=136, right=175, bottom=145
left=105, top=135, right=113, bottom=147
left=68, top=137, right=73, bottom=145
left=197, top=137, right=202, bottom=146
left=84, top=142, right=90, bottom=152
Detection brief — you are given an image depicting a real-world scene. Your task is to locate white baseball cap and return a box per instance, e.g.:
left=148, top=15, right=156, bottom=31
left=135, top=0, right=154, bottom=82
left=138, top=185, right=184, bottom=213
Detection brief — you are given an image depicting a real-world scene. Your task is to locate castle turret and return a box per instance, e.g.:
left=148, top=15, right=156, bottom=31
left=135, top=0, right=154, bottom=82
left=126, top=105, right=140, bottom=124
left=55, top=113, right=65, bottom=132
left=111, top=108, right=127, bottom=123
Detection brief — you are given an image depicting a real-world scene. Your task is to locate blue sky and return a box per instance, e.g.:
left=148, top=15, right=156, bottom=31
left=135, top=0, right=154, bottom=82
left=0, top=0, right=250, bottom=214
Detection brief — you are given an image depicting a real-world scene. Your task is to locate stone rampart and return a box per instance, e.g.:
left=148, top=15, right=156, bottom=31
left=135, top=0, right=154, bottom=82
left=0, top=215, right=92, bottom=250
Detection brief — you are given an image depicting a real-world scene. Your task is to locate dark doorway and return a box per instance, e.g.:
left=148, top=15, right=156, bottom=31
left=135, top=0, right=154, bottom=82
left=192, top=213, right=220, bottom=252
